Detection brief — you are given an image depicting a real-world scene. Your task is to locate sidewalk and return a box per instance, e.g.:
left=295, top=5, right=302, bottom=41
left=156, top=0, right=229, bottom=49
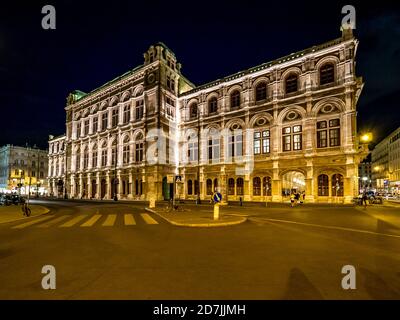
left=0, top=205, right=50, bottom=224
left=145, top=205, right=247, bottom=227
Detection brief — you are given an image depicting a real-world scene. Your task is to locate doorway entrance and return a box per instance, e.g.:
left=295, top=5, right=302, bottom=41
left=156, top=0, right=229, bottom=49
left=282, top=171, right=306, bottom=197
left=162, top=177, right=174, bottom=200
left=100, top=179, right=106, bottom=199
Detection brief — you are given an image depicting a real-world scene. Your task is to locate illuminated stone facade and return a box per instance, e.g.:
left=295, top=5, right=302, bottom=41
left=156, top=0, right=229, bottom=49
left=48, top=28, right=366, bottom=203
left=0, top=145, right=48, bottom=195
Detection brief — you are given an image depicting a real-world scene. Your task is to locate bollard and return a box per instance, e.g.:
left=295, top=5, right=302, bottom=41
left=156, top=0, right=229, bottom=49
left=213, top=203, right=220, bottom=220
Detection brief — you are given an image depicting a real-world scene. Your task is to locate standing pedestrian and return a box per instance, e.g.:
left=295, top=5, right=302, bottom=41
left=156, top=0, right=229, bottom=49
left=290, top=193, right=295, bottom=207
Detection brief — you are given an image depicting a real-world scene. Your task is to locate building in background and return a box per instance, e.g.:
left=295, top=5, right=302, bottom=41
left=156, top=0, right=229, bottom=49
left=358, top=154, right=372, bottom=193
left=48, top=27, right=367, bottom=203
left=0, top=145, right=48, bottom=196
left=372, top=126, right=400, bottom=196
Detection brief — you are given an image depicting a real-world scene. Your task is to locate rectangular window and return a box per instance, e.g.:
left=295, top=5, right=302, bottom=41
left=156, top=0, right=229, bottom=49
left=136, top=100, right=144, bottom=120
left=208, top=138, right=220, bottom=161
left=32, top=171, right=36, bottom=177
left=123, top=105, right=130, bottom=124
left=92, top=117, right=98, bottom=133
left=84, top=120, right=89, bottom=135
left=317, top=130, right=328, bottom=148
left=293, top=134, right=302, bottom=150
left=262, top=130, right=270, bottom=154
left=283, top=135, right=291, bottom=151
left=329, top=128, right=340, bottom=146
left=123, top=145, right=130, bottom=164
left=188, top=142, right=198, bottom=162
left=92, top=151, right=98, bottom=168
left=76, top=122, right=81, bottom=137
left=135, top=143, right=143, bottom=162
left=40, top=171, right=44, bottom=179
left=228, top=135, right=242, bottom=158
left=101, top=150, right=107, bottom=167
left=101, top=113, right=108, bottom=131
left=112, top=109, right=119, bottom=127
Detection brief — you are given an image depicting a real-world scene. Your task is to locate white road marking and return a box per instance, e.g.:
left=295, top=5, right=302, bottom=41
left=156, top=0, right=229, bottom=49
left=141, top=213, right=158, bottom=225
left=102, top=214, right=117, bottom=226
left=251, top=217, right=400, bottom=239
left=124, top=214, right=136, bottom=225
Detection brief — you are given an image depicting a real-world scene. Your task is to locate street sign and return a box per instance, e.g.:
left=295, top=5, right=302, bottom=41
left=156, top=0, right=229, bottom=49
left=175, top=175, right=182, bottom=183
left=213, top=192, right=222, bottom=203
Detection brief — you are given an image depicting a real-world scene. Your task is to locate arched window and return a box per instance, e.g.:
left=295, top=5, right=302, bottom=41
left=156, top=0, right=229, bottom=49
left=228, top=178, right=235, bottom=195
left=263, top=177, right=272, bottom=196
left=237, top=178, right=244, bottom=195
left=253, top=177, right=261, bottom=196
left=320, top=63, right=335, bottom=85
left=285, top=74, right=298, bottom=94
left=188, top=180, right=193, bottom=195
left=213, top=178, right=218, bottom=192
left=332, top=174, right=344, bottom=196
left=206, top=179, right=213, bottom=195
left=189, top=103, right=198, bottom=119
left=230, top=90, right=240, bottom=109
left=208, top=97, right=218, bottom=114
left=255, top=82, right=267, bottom=101
left=318, top=174, right=329, bottom=196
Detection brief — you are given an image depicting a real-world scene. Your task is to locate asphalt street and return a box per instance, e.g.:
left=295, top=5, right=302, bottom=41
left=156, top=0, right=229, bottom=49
left=0, top=200, right=399, bottom=299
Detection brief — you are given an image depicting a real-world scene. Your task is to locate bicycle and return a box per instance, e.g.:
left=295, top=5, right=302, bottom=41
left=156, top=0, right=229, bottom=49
left=21, top=203, right=31, bottom=217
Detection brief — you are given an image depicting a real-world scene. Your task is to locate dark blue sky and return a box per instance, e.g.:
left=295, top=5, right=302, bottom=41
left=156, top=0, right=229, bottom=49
left=0, top=1, right=399, bottom=149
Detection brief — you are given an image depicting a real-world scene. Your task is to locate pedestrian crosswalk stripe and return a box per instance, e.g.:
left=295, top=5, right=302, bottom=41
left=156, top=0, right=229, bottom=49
left=12, top=216, right=55, bottom=229
left=80, top=214, right=102, bottom=227
left=102, top=214, right=117, bottom=226
left=59, top=215, right=89, bottom=227
left=124, top=214, right=136, bottom=225
left=37, top=215, right=70, bottom=228
left=140, top=213, right=158, bottom=225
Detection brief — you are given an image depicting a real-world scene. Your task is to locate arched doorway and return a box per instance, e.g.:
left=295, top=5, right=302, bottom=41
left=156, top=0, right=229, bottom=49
left=282, top=171, right=306, bottom=198
left=100, top=179, right=106, bottom=199
left=91, top=180, right=96, bottom=199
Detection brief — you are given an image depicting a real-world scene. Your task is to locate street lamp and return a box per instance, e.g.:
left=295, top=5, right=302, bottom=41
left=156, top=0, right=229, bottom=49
left=360, top=132, right=373, bottom=144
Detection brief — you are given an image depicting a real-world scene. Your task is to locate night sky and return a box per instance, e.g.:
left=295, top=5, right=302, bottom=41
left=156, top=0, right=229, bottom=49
left=0, top=1, right=399, bottom=149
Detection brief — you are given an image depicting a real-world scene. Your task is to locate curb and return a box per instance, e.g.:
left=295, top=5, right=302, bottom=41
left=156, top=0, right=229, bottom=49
left=0, top=205, right=51, bottom=225
left=144, top=207, right=247, bottom=227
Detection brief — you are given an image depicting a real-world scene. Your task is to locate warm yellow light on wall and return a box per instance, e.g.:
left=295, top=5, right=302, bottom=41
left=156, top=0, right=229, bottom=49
left=373, top=166, right=380, bottom=172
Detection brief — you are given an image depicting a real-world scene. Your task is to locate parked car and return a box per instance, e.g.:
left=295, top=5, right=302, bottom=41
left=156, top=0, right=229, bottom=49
left=0, top=194, right=12, bottom=206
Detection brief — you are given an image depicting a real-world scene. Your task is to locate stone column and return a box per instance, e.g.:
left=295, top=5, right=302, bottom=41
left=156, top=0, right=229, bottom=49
left=87, top=173, right=92, bottom=199
left=128, top=170, right=133, bottom=199
left=219, top=166, right=227, bottom=205
left=106, top=172, right=110, bottom=200
left=117, top=170, right=122, bottom=198
left=271, top=161, right=282, bottom=202
left=79, top=174, right=83, bottom=199
left=244, top=173, right=251, bottom=201
left=96, top=172, right=100, bottom=199
left=305, top=160, right=315, bottom=202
